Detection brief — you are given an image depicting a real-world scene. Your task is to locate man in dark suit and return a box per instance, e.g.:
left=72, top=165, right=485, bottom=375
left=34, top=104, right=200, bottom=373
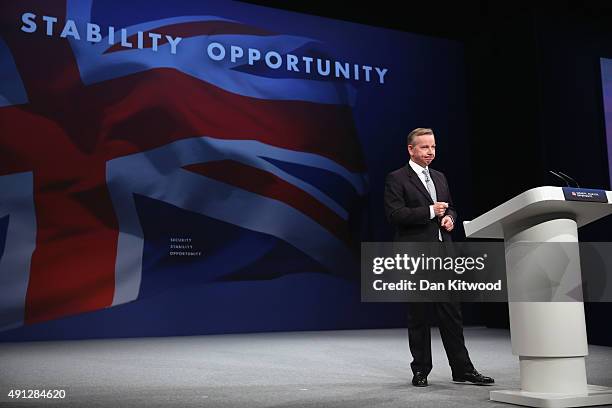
left=384, top=127, right=494, bottom=387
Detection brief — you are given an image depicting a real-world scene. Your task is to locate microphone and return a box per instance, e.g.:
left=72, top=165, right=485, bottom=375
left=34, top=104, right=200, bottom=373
left=549, top=170, right=569, bottom=187
left=557, top=171, right=580, bottom=188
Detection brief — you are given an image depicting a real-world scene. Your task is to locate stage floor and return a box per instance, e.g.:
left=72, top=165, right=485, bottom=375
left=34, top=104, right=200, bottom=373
left=0, top=328, right=611, bottom=407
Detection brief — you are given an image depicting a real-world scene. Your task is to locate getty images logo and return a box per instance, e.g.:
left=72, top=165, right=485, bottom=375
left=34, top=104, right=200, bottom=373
left=372, top=253, right=488, bottom=275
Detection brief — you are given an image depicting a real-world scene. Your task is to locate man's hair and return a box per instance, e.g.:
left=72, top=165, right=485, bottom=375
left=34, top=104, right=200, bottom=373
left=407, top=128, right=434, bottom=146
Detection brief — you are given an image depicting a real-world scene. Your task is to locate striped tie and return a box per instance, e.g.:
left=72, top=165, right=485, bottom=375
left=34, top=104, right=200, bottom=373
left=423, top=169, right=437, bottom=202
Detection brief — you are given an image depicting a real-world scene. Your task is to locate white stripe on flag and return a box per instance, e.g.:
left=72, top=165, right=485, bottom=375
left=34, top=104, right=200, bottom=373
left=0, top=172, right=37, bottom=331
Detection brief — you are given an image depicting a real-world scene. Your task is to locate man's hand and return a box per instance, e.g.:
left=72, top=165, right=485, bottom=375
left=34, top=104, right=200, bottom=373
left=432, top=201, right=448, bottom=217
left=441, top=215, right=454, bottom=232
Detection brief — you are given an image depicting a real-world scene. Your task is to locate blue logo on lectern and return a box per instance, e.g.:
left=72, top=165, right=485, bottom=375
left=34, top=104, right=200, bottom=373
left=562, top=187, right=609, bottom=203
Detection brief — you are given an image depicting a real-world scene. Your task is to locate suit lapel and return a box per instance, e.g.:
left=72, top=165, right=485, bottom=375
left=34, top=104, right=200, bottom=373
left=403, top=164, right=434, bottom=204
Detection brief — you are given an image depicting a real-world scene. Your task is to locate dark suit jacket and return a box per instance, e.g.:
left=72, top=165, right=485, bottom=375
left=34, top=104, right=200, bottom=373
left=384, top=163, right=457, bottom=242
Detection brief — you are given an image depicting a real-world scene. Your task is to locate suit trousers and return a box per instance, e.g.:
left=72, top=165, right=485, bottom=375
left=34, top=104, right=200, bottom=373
left=407, top=301, right=474, bottom=376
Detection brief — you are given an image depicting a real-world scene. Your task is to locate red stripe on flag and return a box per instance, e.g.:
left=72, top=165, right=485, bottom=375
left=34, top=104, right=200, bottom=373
left=98, top=69, right=366, bottom=173
left=184, top=160, right=350, bottom=244
left=1, top=1, right=118, bottom=324
left=26, top=161, right=119, bottom=324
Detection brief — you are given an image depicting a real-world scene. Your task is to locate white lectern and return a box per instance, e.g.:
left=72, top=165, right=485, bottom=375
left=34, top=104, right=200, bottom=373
left=464, top=186, right=612, bottom=408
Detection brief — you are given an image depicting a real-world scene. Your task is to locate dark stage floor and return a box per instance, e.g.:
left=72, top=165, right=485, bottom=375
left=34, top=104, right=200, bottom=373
left=1, top=328, right=611, bottom=407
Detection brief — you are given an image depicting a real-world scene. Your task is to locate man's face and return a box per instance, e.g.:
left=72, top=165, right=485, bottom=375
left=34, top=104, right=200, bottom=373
left=408, top=134, right=436, bottom=167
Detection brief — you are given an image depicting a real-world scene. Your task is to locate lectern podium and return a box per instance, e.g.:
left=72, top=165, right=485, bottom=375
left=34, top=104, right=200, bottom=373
left=464, top=186, right=612, bottom=408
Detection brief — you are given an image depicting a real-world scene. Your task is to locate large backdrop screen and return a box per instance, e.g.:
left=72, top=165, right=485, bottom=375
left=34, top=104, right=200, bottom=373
left=0, top=0, right=469, bottom=339
left=602, top=58, right=612, bottom=187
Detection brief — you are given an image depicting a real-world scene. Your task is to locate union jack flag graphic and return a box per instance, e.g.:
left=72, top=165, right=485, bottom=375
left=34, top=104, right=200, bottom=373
left=0, top=0, right=368, bottom=331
